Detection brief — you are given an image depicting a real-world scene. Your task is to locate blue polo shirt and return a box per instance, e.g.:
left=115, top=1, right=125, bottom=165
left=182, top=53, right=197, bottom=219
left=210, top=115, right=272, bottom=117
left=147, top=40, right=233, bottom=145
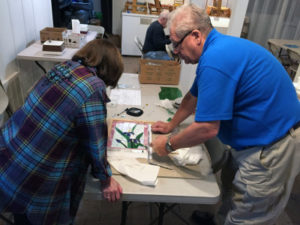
left=190, top=29, right=300, bottom=150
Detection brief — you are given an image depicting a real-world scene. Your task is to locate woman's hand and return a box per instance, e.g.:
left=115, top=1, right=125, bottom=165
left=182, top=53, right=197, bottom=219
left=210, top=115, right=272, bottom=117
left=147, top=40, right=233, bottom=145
left=101, top=177, right=123, bottom=202
left=151, top=121, right=173, bottom=134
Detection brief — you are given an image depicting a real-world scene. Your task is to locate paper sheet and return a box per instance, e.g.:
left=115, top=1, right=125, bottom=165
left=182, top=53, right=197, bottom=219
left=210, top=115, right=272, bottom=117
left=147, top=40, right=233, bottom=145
left=118, top=73, right=140, bottom=89
left=109, top=89, right=141, bottom=106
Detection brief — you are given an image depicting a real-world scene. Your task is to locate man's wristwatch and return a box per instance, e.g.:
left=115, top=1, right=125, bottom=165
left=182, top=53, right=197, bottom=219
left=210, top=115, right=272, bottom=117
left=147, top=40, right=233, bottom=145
left=165, top=135, right=175, bottom=153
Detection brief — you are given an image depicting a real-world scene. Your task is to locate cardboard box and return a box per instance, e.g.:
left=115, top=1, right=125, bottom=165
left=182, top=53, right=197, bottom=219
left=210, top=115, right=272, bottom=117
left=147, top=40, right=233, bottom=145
left=139, top=59, right=181, bottom=85
left=40, top=27, right=67, bottom=43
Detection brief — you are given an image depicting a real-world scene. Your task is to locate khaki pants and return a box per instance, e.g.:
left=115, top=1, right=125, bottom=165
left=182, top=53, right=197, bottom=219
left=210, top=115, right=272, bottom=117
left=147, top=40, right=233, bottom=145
left=217, top=127, right=300, bottom=225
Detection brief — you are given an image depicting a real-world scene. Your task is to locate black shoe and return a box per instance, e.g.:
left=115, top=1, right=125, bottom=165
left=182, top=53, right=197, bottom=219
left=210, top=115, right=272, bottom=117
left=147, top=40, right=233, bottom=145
left=191, top=210, right=216, bottom=225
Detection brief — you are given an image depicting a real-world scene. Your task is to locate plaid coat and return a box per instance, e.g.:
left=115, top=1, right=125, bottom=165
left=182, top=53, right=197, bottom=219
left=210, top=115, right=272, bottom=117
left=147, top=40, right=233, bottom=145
left=0, top=60, right=112, bottom=224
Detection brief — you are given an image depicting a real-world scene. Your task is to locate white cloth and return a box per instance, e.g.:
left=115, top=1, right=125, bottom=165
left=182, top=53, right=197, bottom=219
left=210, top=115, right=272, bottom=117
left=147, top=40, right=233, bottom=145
left=109, top=158, right=159, bottom=186
left=156, top=99, right=174, bottom=109
left=169, top=146, right=203, bottom=166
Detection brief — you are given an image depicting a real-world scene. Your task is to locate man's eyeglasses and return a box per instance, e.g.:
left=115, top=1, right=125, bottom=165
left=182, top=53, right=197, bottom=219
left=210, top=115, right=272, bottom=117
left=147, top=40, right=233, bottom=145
left=172, top=30, right=193, bottom=50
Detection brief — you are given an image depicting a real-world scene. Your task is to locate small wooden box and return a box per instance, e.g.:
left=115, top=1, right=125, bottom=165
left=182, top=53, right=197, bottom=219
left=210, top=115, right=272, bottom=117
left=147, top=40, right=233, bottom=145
left=42, top=40, right=65, bottom=52
left=40, top=27, right=67, bottom=43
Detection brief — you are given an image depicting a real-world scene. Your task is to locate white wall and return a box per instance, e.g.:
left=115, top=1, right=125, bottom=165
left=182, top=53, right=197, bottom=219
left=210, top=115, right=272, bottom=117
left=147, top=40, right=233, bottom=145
left=113, top=0, right=127, bottom=35
left=226, top=0, right=249, bottom=37
left=0, top=0, right=53, bottom=112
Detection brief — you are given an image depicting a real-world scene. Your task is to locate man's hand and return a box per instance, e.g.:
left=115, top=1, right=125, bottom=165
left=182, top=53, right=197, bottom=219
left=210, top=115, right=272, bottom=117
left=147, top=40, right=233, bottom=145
left=151, top=121, right=173, bottom=134
left=101, top=177, right=123, bottom=202
left=151, top=135, right=169, bottom=156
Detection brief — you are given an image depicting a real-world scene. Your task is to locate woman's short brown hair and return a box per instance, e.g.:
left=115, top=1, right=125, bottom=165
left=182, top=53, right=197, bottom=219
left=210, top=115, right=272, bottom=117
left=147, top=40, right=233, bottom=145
left=72, top=39, right=123, bottom=88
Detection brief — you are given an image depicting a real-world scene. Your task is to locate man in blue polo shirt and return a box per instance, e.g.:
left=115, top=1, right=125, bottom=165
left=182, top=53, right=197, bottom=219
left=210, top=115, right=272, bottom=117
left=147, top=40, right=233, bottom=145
left=151, top=3, right=300, bottom=225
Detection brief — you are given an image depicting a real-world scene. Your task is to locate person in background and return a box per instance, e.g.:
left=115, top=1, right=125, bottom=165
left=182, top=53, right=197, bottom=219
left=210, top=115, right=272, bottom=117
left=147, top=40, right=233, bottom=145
left=142, top=9, right=172, bottom=60
left=0, top=39, right=123, bottom=225
left=151, top=4, right=300, bottom=225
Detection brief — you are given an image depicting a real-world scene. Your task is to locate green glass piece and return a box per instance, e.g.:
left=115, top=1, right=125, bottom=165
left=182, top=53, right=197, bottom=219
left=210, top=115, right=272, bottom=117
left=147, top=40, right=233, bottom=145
left=159, top=87, right=182, bottom=100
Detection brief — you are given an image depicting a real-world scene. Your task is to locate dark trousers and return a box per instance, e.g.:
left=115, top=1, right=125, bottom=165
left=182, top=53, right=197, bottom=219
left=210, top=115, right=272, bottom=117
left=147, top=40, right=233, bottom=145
left=13, top=214, right=32, bottom=225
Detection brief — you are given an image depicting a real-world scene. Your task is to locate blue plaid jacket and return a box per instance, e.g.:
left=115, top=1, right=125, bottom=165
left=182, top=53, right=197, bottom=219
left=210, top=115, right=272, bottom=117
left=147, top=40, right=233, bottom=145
left=0, top=60, right=112, bottom=225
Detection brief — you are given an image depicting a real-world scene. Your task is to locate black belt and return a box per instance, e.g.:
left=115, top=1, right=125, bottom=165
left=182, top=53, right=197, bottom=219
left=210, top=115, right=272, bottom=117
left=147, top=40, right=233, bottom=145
left=292, top=121, right=300, bottom=131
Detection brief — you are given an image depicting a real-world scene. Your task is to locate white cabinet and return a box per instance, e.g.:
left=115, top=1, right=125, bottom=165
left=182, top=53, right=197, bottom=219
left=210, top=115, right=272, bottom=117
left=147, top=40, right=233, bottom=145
left=121, top=13, right=158, bottom=56
left=211, top=16, right=230, bottom=34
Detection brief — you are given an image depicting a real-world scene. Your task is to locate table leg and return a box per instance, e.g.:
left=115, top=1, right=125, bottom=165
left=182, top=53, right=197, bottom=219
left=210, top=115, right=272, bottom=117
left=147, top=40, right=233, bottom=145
left=165, top=204, right=190, bottom=225
left=120, top=201, right=131, bottom=225
left=148, top=203, right=175, bottom=225
left=158, top=203, right=165, bottom=225
left=149, top=203, right=154, bottom=221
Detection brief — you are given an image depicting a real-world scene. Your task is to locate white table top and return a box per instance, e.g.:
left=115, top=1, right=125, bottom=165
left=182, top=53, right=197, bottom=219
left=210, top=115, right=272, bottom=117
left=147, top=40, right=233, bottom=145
left=17, top=31, right=97, bottom=62
left=84, top=73, right=220, bottom=205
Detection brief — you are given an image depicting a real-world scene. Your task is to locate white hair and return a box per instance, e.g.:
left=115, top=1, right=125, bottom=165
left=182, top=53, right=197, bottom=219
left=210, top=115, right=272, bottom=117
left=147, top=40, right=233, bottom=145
left=159, top=9, right=169, bottom=20
left=168, top=4, right=213, bottom=39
